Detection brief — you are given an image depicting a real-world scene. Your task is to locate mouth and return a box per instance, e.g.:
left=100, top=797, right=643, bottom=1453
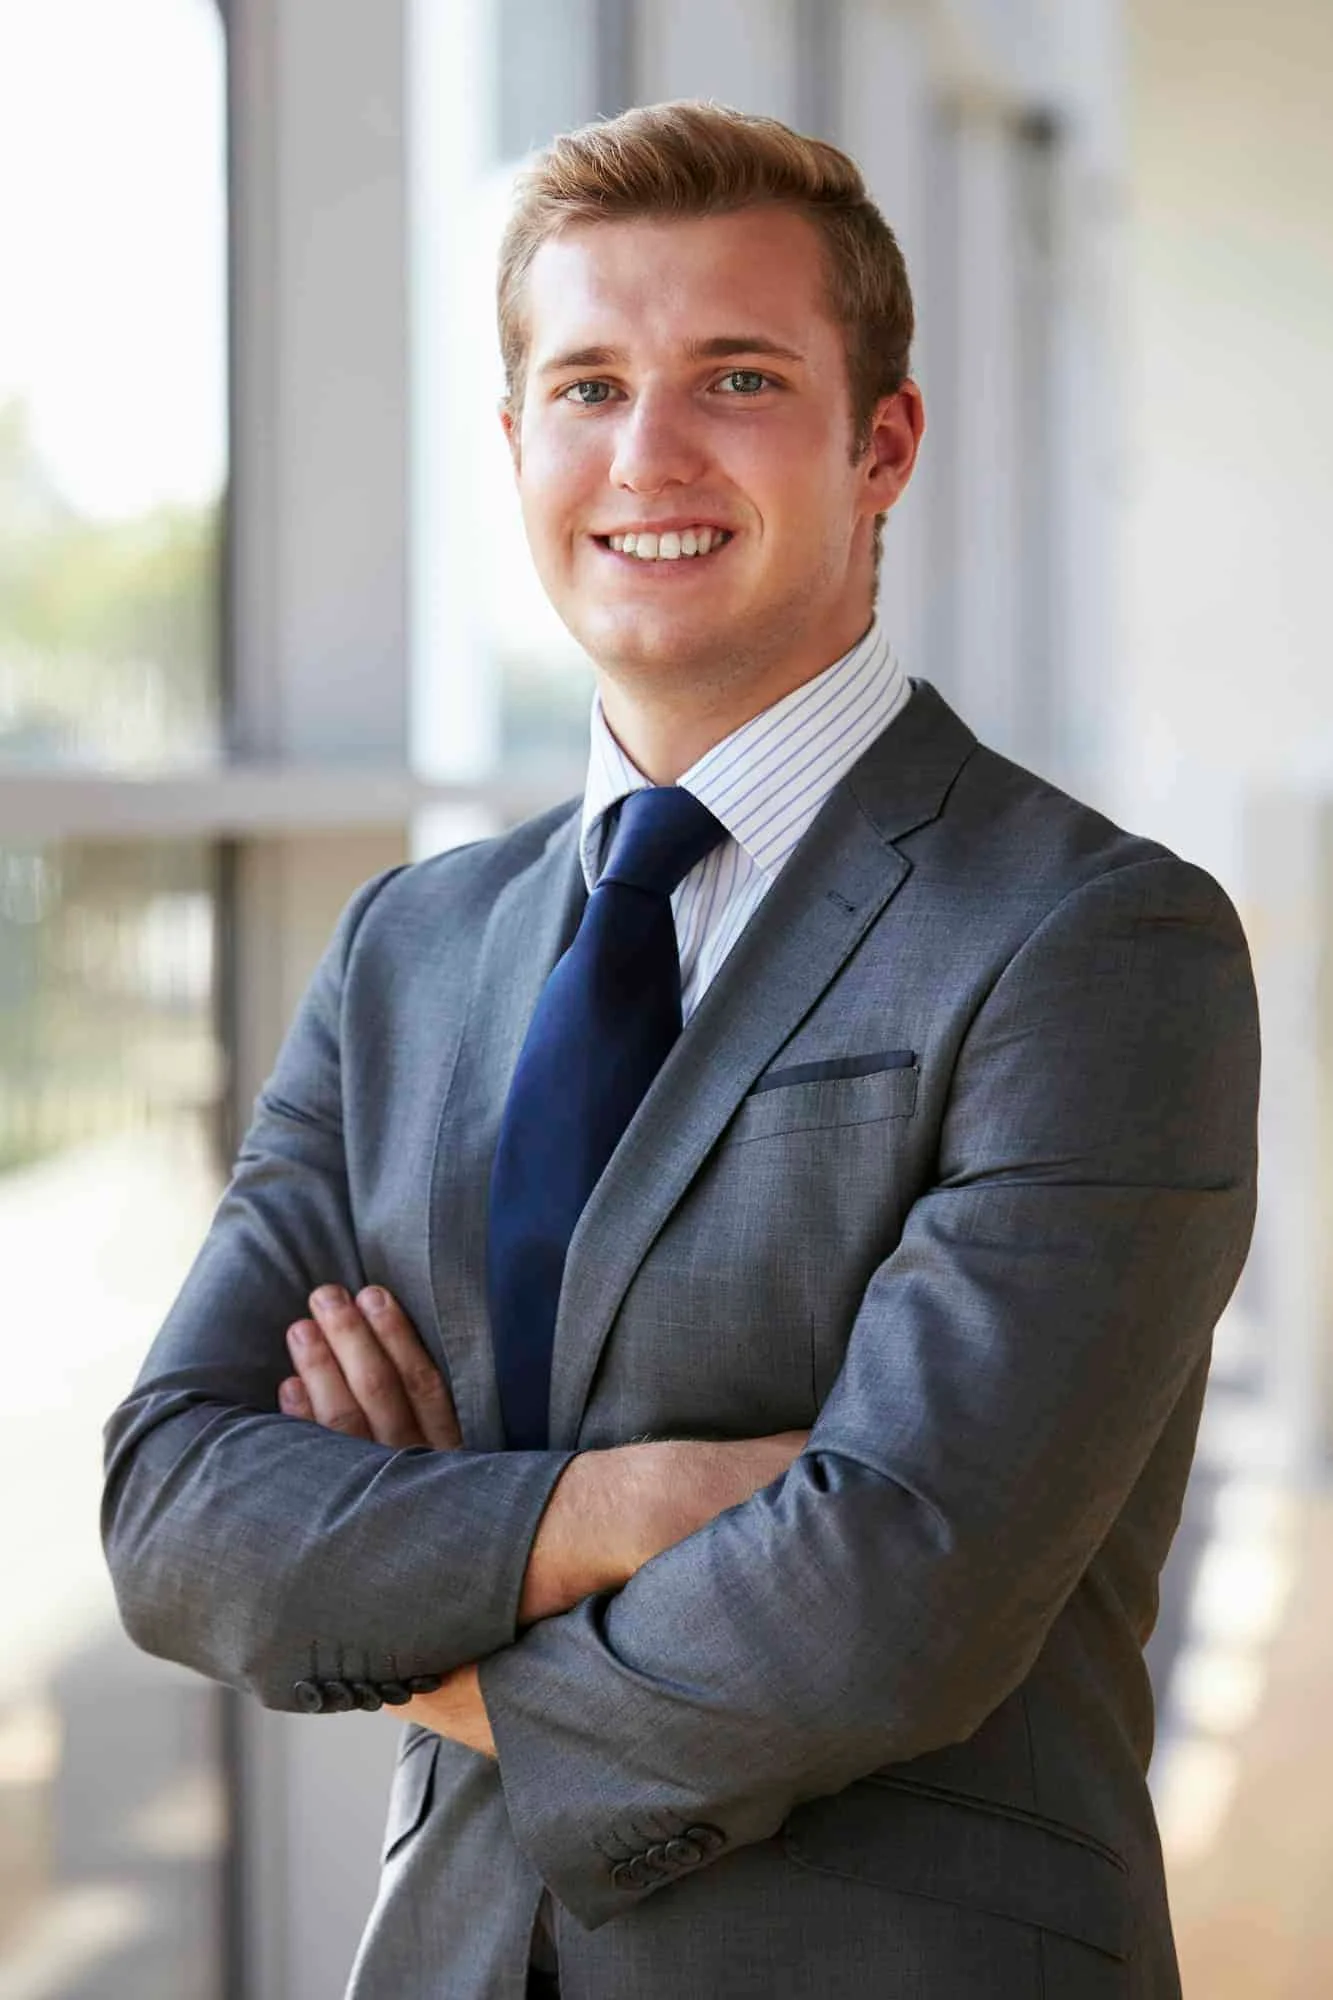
left=592, top=526, right=735, bottom=568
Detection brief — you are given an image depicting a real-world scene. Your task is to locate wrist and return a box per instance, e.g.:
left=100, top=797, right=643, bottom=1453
left=517, top=1446, right=648, bottom=1624
left=614, top=1438, right=703, bottom=1570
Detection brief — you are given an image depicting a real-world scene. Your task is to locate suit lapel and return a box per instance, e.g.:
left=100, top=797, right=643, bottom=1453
left=547, top=678, right=976, bottom=1446
left=425, top=805, right=586, bottom=1450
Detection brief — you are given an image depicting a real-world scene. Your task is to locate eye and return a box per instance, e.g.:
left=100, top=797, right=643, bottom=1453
left=560, top=379, right=615, bottom=406
left=715, top=369, right=774, bottom=395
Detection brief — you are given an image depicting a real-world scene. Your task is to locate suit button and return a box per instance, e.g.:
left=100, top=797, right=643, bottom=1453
left=624, top=1855, right=658, bottom=1887
left=406, top=1674, right=442, bottom=1695
left=322, top=1679, right=355, bottom=1713
left=685, top=1822, right=725, bottom=1855
left=350, top=1681, right=383, bottom=1712
left=292, top=1679, right=326, bottom=1714
left=664, top=1836, right=703, bottom=1867
left=610, top=1861, right=638, bottom=1892
left=379, top=1681, right=411, bottom=1705
left=644, top=1843, right=671, bottom=1871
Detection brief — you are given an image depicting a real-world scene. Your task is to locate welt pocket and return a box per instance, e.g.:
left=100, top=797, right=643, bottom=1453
left=750, top=1048, right=917, bottom=1092
left=381, top=1729, right=439, bottom=1865
left=782, top=1774, right=1130, bottom=1962
left=728, top=1056, right=919, bottom=1143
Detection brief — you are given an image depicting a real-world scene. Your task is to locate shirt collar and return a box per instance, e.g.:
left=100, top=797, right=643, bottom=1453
left=579, top=617, right=906, bottom=891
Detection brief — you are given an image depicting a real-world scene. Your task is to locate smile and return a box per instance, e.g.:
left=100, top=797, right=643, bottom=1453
left=596, top=527, right=734, bottom=562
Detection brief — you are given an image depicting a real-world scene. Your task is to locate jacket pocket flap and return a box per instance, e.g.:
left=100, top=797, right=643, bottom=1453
left=750, top=1049, right=917, bottom=1092
left=382, top=1731, right=439, bottom=1864
left=782, top=1777, right=1130, bottom=1962
left=731, top=1061, right=919, bottom=1142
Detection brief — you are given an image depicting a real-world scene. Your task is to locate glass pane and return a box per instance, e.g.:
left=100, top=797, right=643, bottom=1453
left=0, top=1, right=227, bottom=772
left=0, top=840, right=227, bottom=1999
left=410, top=15, right=595, bottom=792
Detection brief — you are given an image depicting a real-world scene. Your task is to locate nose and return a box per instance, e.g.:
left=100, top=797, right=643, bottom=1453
left=607, top=388, right=706, bottom=495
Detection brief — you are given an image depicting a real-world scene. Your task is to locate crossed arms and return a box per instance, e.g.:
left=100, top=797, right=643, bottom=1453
left=276, top=1279, right=808, bottom=1754
left=101, top=851, right=1260, bottom=1928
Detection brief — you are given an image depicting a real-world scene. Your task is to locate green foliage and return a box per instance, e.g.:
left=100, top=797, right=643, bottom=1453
left=0, top=397, right=222, bottom=767
left=0, top=403, right=225, bottom=1171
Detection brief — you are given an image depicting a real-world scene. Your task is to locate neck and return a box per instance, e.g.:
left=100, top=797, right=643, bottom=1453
left=596, top=614, right=876, bottom=784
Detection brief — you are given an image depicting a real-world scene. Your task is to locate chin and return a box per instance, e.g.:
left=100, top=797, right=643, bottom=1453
left=578, top=605, right=730, bottom=678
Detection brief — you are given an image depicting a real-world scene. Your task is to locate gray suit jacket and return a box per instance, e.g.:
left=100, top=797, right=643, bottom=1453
left=102, top=681, right=1260, bottom=1999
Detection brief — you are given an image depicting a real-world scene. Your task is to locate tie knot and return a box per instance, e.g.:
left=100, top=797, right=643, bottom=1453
left=600, top=786, right=728, bottom=898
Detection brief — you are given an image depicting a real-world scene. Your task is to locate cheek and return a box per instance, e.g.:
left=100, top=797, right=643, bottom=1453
left=731, top=423, right=843, bottom=535
left=518, top=420, right=602, bottom=538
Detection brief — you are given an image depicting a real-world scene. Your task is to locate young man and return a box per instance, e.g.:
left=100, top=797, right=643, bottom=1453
left=103, top=102, right=1260, bottom=1999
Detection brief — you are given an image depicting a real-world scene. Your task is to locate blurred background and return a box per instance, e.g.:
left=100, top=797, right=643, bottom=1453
left=0, top=0, right=1328, bottom=1993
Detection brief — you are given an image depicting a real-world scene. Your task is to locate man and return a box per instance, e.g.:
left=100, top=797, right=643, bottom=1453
left=102, top=101, right=1260, bottom=1999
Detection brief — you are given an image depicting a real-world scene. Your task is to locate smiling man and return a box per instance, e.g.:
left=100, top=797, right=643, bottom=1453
left=102, top=103, right=1260, bottom=2000
left=505, top=198, right=920, bottom=778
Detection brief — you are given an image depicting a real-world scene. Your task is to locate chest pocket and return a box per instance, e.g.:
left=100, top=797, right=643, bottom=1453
left=728, top=1052, right=919, bottom=1143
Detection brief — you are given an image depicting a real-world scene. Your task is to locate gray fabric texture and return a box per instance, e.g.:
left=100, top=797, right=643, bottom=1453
left=102, top=679, right=1261, bottom=1998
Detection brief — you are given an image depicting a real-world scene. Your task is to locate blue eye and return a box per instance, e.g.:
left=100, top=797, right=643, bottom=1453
left=562, top=380, right=613, bottom=405
left=717, top=370, right=771, bottom=394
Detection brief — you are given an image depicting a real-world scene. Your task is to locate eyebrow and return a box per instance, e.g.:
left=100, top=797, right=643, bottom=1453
left=535, top=334, right=808, bottom=377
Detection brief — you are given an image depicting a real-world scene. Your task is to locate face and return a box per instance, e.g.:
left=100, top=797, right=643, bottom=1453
left=500, top=206, right=922, bottom=722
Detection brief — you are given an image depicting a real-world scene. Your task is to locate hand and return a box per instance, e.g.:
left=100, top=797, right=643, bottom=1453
left=278, top=1284, right=462, bottom=1450
left=401, top=1663, right=495, bottom=1759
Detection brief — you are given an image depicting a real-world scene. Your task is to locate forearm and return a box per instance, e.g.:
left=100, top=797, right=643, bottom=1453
left=516, top=1431, right=809, bottom=1624
left=102, top=1386, right=573, bottom=1708
left=517, top=1446, right=650, bottom=1623
left=325, top=1445, right=686, bottom=1756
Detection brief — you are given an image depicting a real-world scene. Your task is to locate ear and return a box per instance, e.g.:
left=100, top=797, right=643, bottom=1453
left=858, top=379, right=925, bottom=520
left=498, top=399, right=521, bottom=475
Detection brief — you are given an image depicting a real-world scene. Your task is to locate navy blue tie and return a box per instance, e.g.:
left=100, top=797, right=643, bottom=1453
left=487, top=785, right=728, bottom=1449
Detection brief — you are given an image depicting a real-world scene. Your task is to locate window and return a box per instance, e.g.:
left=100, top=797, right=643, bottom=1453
left=0, top=0, right=226, bottom=774
left=0, top=5, right=229, bottom=1992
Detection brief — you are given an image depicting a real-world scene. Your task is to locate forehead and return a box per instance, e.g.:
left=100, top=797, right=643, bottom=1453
left=521, top=207, right=841, bottom=370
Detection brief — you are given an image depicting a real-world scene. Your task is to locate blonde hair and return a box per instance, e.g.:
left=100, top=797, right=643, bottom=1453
left=496, top=100, right=915, bottom=575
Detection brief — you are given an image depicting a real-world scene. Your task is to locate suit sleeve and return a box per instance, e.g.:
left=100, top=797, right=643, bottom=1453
left=101, top=867, right=573, bottom=1710
left=476, top=854, right=1261, bottom=1928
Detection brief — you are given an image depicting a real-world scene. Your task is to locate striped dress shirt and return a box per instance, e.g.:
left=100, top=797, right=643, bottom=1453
left=579, top=617, right=913, bottom=1024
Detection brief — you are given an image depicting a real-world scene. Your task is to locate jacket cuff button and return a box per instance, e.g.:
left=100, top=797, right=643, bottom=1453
left=292, top=1679, right=326, bottom=1714
left=322, top=1680, right=355, bottom=1713
left=406, top=1674, right=443, bottom=1694
left=684, top=1822, right=725, bottom=1855
left=350, top=1682, right=383, bottom=1711
left=379, top=1681, right=411, bottom=1705
left=664, top=1836, right=702, bottom=1866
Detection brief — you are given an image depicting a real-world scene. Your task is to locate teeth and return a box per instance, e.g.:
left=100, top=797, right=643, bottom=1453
left=606, top=527, right=728, bottom=560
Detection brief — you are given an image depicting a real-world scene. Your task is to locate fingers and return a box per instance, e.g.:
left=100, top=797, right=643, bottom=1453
left=278, top=1373, right=313, bottom=1420
left=283, top=1313, right=383, bottom=1441
left=282, top=1285, right=460, bottom=1452
left=288, top=1289, right=423, bottom=1448
left=358, top=1288, right=462, bottom=1449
